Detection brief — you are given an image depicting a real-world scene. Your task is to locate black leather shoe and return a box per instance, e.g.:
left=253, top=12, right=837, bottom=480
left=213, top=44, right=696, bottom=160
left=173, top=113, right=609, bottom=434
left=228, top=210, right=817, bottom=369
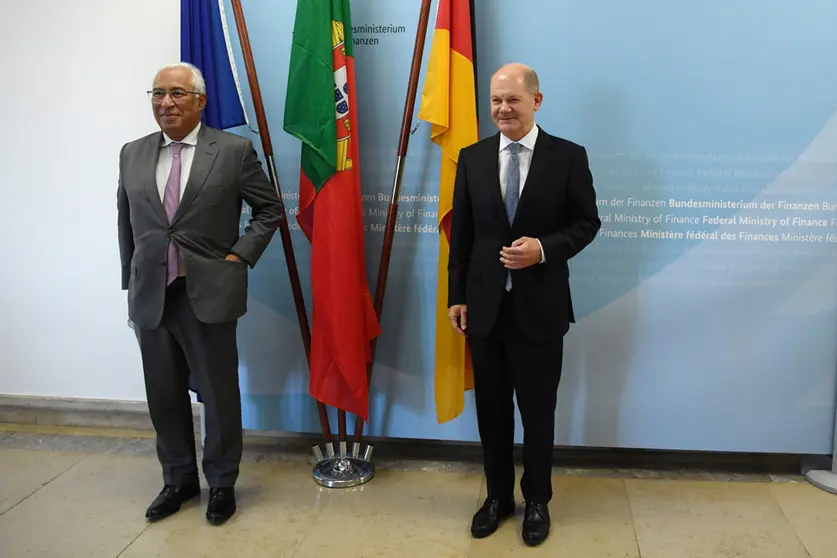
left=522, top=502, right=550, bottom=546
left=145, top=483, right=200, bottom=522
left=470, top=497, right=515, bottom=538
left=206, top=487, right=236, bottom=525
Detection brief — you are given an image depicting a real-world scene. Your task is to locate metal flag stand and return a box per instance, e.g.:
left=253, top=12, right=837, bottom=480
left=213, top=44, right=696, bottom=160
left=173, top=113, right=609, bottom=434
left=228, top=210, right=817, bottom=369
left=293, top=0, right=433, bottom=489
left=306, top=0, right=433, bottom=489
left=227, top=0, right=431, bottom=488
left=229, top=0, right=380, bottom=487
left=311, top=440, right=375, bottom=488
left=227, top=0, right=338, bottom=470
left=346, top=0, right=434, bottom=469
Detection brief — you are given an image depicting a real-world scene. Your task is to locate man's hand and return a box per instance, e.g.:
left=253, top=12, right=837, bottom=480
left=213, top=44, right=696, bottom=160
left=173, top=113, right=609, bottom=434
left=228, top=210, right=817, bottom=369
left=225, top=253, right=243, bottom=263
left=500, top=237, right=542, bottom=270
left=448, top=304, right=467, bottom=335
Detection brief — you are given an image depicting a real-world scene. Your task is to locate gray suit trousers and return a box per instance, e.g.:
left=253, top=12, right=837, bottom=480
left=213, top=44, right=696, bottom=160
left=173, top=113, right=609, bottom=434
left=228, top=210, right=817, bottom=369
left=138, top=278, right=242, bottom=488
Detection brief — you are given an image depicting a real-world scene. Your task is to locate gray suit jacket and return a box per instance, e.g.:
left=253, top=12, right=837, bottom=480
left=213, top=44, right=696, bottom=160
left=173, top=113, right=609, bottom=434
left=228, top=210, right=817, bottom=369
left=117, top=125, right=282, bottom=328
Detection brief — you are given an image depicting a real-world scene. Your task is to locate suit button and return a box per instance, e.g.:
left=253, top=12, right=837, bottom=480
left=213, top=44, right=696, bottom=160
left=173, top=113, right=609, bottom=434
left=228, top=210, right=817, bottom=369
left=160, top=261, right=166, bottom=265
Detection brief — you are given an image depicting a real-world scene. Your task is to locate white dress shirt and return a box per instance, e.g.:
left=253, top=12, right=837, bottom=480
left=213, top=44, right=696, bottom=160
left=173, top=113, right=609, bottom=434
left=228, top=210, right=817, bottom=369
left=499, top=123, right=539, bottom=201
left=156, top=121, right=201, bottom=202
left=498, top=124, right=545, bottom=291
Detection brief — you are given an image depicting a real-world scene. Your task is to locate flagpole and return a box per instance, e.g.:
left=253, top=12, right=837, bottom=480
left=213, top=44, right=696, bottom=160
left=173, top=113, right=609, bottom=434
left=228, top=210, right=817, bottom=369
left=353, top=0, right=434, bottom=442
left=229, top=0, right=332, bottom=442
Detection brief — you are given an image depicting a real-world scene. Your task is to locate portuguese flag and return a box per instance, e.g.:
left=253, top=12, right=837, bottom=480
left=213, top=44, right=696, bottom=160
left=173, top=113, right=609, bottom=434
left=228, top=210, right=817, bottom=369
left=283, top=0, right=380, bottom=421
left=418, top=0, right=479, bottom=423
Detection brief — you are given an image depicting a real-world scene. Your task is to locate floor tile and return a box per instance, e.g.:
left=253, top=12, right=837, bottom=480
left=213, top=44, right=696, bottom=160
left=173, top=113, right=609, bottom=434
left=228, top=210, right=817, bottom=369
left=0, top=449, right=83, bottom=515
left=556, top=467, right=769, bottom=482
left=120, top=461, right=324, bottom=558
left=769, top=474, right=806, bottom=484
left=291, top=468, right=482, bottom=558
left=771, top=482, right=837, bottom=558
left=626, top=479, right=809, bottom=558
left=0, top=430, right=144, bottom=454
left=468, top=476, right=640, bottom=556
left=1, top=423, right=832, bottom=558
left=0, top=453, right=161, bottom=558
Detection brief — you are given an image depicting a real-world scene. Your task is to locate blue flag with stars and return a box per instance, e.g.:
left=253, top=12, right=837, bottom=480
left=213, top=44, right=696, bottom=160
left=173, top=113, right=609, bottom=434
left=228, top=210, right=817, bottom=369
left=181, top=0, right=248, bottom=130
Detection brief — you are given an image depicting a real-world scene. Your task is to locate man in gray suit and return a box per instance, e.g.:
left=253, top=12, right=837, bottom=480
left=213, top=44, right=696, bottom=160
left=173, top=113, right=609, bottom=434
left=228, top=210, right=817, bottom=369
left=117, top=63, right=282, bottom=525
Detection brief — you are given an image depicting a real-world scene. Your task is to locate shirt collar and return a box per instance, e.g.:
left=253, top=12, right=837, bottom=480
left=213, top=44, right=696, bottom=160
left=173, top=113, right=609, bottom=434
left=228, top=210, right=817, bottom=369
left=499, top=123, right=539, bottom=152
left=162, top=121, right=201, bottom=147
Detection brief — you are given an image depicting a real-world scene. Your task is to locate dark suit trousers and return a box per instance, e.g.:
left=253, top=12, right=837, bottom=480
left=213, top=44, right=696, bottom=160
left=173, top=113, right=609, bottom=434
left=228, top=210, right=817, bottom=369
left=138, top=278, right=242, bottom=488
left=468, top=290, right=564, bottom=504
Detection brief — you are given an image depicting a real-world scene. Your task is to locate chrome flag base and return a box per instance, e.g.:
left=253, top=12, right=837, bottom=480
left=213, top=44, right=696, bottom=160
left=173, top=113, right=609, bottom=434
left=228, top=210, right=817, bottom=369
left=806, top=469, right=837, bottom=495
left=312, top=441, right=375, bottom=488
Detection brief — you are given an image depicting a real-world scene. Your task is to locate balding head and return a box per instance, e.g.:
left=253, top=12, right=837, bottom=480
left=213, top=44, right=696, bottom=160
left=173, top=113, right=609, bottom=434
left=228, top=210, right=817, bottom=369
left=489, top=63, right=543, bottom=141
left=493, top=63, right=539, bottom=94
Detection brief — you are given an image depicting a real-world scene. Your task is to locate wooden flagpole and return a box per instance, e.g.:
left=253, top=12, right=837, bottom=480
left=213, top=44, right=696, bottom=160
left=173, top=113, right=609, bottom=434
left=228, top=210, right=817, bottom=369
left=229, top=0, right=332, bottom=442
left=353, top=0, right=434, bottom=442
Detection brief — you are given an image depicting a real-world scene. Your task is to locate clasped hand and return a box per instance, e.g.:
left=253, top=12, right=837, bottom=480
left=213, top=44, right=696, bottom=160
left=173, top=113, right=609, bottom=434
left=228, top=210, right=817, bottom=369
left=448, top=237, right=541, bottom=335
left=500, top=237, right=541, bottom=269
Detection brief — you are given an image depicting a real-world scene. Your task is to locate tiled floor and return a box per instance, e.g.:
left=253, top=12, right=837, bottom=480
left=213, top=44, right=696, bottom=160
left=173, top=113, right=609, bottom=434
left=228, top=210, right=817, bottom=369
left=0, top=423, right=836, bottom=557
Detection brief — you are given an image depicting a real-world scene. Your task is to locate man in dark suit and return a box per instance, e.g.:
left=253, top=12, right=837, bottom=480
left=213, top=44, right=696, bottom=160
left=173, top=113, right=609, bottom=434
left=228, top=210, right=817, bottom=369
left=448, top=63, right=600, bottom=546
left=117, top=63, right=282, bottom=525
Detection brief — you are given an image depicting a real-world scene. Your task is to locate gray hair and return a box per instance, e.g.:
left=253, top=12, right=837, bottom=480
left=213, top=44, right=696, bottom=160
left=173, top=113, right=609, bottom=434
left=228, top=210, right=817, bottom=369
left=153, top=62, right=207, bottom=94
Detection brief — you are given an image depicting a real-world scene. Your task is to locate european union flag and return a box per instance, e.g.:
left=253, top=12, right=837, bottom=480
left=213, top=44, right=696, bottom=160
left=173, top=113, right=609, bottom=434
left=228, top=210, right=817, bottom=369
left=181, top=0, right=247, bottom=130
left=177, top=1, right=249, bottom=403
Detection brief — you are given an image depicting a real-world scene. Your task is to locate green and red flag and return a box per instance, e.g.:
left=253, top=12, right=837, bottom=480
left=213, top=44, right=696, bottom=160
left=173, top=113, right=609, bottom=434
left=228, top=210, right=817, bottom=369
left=283, top=0, right=380, bottom=421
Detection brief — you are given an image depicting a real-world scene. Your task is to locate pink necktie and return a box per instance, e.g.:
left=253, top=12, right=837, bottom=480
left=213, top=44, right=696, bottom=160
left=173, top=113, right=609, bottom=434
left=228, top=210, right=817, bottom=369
left=163, top=143, right=183, bottom=284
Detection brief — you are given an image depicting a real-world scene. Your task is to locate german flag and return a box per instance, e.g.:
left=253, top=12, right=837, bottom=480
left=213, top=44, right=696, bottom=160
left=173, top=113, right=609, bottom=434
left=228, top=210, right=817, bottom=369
left=418, top=0, right=478, bottom=424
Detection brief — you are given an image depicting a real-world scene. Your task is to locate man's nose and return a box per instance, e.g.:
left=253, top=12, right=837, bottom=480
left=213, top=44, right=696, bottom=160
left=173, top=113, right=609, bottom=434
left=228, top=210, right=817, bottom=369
left=160, top=95, right=175, bottom=109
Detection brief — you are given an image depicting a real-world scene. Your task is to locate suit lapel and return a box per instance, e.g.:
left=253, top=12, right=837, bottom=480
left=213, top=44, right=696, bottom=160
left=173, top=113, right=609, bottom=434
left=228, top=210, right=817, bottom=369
left=171, top=126, right=219, bottom=225
left=514, top=128, right=551, bottom=223
left=485, top=134, right=511, bottom=230
left=141, top=133, right=168, bottom=224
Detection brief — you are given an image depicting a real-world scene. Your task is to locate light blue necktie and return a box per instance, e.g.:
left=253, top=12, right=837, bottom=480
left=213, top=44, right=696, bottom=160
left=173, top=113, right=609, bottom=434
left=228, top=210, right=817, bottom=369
left=504, top=143, right=520, bottom=290
left=504, top=142, right=520, bottom=224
